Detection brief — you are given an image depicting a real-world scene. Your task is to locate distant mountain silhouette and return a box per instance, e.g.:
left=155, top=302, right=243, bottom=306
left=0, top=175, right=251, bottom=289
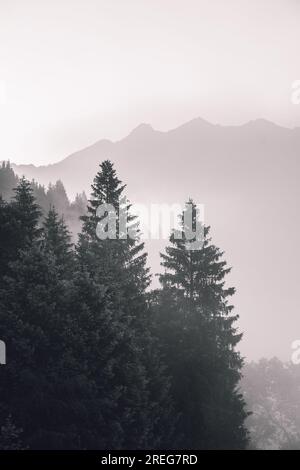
left=12, top=117, right=300, bottom=201
left=11, top=117, right=300, bottom=360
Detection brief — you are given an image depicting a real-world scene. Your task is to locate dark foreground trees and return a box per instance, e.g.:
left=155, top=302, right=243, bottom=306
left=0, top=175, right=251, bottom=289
left=0, top=162, right=248, bottom=449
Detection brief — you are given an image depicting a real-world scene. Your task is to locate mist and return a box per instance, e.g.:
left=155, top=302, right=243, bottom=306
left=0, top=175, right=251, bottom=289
left=0, top=0, right=299, bottom=455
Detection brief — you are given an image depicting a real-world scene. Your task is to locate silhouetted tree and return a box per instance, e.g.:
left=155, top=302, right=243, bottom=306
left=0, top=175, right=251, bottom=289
left=155, top=201, right=248, bottom=449
left=42, top=206, right=74, bottom=273
left=77, top=160, right=175, bottom=448
left=0, top=161, right=18, bottom=200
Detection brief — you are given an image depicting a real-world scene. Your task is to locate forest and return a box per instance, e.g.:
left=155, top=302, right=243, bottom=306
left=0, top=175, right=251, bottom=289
left=0, top=160, right=299, bottom=450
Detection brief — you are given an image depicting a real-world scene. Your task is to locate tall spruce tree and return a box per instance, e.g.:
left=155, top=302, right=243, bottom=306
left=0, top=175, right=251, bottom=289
left=77, top=160, right=175, bottom=448
left=155, top=201, right=248, bottom=449
left=78, top=160, right=150, bottom=294
left=0, top=177, right=41, bottom=279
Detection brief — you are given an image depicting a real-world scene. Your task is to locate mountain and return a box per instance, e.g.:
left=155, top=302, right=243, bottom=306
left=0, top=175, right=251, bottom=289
left=12, top=118, right=300, bottom=202
left=11, top=117, right=300, bottom=361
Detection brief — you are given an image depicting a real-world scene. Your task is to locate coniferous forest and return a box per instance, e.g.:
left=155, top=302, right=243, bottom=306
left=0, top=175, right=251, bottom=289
left=0, top=160, right=251, bottom=450
left=1, top=0, right=300, bottom=455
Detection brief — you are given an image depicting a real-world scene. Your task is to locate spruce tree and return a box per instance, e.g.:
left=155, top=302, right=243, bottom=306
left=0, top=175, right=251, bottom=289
left=11, top=176, right=42, bottom=246
left=78, top=160, right=149, bottom=293
left=0, top=161, right=18, bottom=200
left=0, top=177, right=41, bottom=279
left=0, top=196, right=17, bottom=278
left=42, top=206, right=74, bottom=273
left=77, top=160, right=175, bottom=448
left=156, top=201, right=249, bottom=449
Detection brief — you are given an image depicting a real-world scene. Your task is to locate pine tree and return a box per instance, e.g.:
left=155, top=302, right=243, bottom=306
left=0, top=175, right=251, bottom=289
left=0, top=177, right=42, bottom=279
left=78, top=160, right=150, bottom=292
left=77, top=160, right=175, bottom=448
left=0, top=161, right=18, bottom=200
left=78, top=160, right=152, bottom=344
left=42, top=206, right=74, bottom=273
left=156, top=201, right=249, bottom=449
left=11, top=176, right=42, bottom=247
left=0, top=196, right=17, bottom=278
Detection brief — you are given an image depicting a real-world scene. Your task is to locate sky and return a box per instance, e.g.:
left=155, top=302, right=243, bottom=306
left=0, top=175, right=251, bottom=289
left=1, top=0, right=300, bottom=164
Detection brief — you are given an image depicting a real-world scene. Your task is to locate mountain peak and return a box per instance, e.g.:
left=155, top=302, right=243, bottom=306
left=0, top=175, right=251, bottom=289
left=243, top=118, right=279, bottom=129
left=170, top=117, right=215, bottom=134
left=129, top=123, right=154, bottom=136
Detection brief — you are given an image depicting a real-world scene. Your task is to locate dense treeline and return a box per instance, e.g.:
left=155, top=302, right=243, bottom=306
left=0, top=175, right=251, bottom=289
left=0, top=160, right=248, bottom=449
left=241, top=358, right=300, bottom=449
left=0, top=161, right=87, bottom=238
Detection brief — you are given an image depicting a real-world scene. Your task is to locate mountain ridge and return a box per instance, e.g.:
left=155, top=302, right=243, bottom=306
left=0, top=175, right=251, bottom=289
left=11, top=117, right=300, bottom=175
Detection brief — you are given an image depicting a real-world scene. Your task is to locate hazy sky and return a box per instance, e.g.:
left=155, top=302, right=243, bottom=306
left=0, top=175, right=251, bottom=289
left=1, top=0, right=300, bottom=164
